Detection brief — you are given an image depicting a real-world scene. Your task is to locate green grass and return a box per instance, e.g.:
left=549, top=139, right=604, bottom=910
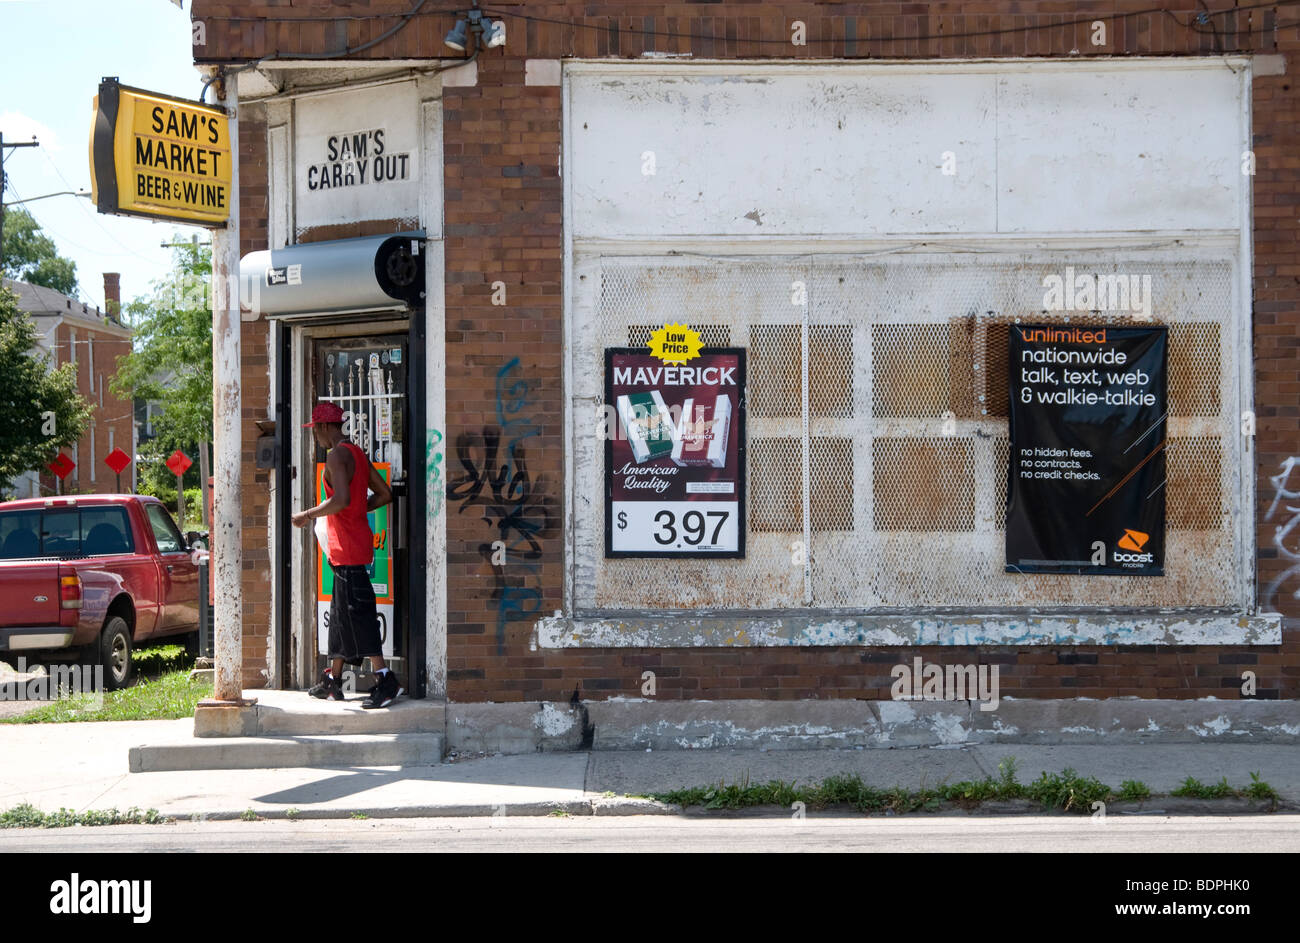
left=0, top=668, right=212, bottom=724
left=132, top=644, right=194, bottom=675
left=0, top=803, right=167, bottom=828
left=653, top=761, right=1282, bottom=815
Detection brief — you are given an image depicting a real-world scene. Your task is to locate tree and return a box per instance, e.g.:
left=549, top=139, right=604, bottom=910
left=1, top=208, right=78, bottom=296
left=110, top=241, right=212, bottom=526
left=0, top=285, right=92, bottom=489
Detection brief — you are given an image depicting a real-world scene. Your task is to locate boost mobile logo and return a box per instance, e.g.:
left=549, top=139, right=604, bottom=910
left=1113, top=528, right=1153, bottom=565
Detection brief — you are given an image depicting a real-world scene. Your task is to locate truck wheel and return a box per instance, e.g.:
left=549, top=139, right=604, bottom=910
left=96, top=617, right=134, bottom=691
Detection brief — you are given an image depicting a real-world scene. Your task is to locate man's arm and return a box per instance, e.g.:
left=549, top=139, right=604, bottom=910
left=367, top=460, right=393, bottom=511
left=291, top=447, right=354, bottom=527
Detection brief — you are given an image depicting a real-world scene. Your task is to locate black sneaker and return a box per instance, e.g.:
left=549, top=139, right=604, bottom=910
left=362, top=670, right=403, bottom=709
left=308, top=670, right=345, bottom=701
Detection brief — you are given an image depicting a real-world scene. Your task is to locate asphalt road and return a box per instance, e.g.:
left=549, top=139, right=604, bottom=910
left=3, top=814, right=1299, bottom=852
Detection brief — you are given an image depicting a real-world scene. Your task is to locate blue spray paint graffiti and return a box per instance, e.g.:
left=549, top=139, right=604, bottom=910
left=426, top=428, right=445, bottom=519
left=448, top=358, right=556, bottom=653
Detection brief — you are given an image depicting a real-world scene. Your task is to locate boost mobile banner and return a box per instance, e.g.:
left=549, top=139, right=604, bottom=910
left=605, top=348, right=746, bottom=558
left=1006, top=324, right=1167, bottom=575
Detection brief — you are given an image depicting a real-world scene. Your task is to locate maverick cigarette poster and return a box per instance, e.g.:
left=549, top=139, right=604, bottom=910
left=605, top=348, right=746, bottom=557
left=1006, top=324, right=1167, bottom=575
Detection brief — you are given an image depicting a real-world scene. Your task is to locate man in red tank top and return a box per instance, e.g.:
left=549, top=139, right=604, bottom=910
left=291, top=402, right=400, bottom=708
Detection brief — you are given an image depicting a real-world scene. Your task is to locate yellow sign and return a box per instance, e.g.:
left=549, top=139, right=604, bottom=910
left=648, top=322, right=702, bottom=365
left=89, top=79, right=231, bottom=226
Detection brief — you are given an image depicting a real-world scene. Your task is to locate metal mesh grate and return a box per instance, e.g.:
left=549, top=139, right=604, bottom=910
left=628, top=324, right=732, bottom=347
left=749, top=325, right=802, bottom=418
left=811, top=437, right=855, bottom=531
left=749, top=437, right=803, bottom=532
left=873, top=437, right=976, bottom=532
left=873, top=325, right=950, bottom=418
left=1169, top=324, right=1221, bottom=417
left=809, top=325, right=855, bottom=418
left=574, top=254, right=1244, bottom=612
left=994, top=436, right=1010, bottom=530
left=1166, top=436, right=1224, bottom=530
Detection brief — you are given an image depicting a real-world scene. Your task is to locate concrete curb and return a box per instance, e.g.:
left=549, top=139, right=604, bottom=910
left=166, top=797, right=681, bottom=821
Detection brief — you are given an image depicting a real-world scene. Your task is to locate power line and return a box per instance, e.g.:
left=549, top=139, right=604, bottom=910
left=35, top=146, right=163, bottom=264
left=478, top=1, right=1297, bottom=47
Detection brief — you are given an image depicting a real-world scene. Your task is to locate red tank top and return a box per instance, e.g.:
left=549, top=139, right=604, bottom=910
left=323, top=442, right=374, bottom=566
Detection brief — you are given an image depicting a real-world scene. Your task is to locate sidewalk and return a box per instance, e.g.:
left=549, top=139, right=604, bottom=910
left=1, top=718, right=1299, bottom=819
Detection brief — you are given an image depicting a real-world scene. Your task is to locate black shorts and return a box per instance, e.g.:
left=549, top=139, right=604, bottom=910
left=327, top=564, right=383, bottom=665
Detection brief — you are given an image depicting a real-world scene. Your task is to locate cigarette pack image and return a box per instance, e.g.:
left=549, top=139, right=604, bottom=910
left=617, top=390, right=677, bottom=463
left=672, top=394, right=732, bottom=468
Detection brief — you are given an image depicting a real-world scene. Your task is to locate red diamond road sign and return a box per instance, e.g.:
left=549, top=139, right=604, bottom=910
left=166, top=450, right=193, bottom=477
left=48, top=453, right=75, bottom=480
left=105, top=448, right=131, bottom=475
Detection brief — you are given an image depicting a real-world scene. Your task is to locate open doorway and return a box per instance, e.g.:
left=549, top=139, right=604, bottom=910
left=300, top=329, right=412, bottom=696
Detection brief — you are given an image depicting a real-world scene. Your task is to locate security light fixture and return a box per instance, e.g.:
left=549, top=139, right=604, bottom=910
left=483, top=19, right=506, bottom=49
left=444, top=6, right=506, bottom=52
left=444, top=18, right=469, bottom=51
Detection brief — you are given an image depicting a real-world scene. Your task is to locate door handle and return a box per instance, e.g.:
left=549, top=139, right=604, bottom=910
left=166, top=564, right=175, bottom=572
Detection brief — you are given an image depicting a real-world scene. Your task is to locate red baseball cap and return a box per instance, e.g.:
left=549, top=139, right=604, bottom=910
left=304, top=402, right=345, bottom=427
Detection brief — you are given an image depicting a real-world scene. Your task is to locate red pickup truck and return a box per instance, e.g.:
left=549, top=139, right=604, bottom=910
left=0, top=495, right=199, bottom=690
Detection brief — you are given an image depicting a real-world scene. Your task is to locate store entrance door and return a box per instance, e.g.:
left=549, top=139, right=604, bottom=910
left=310, top=334, right=410, bottom=692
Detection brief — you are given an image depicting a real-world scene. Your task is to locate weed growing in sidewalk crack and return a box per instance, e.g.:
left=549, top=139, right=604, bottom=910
left=0, top=803, right=167, bottom=828
left=1244, top=771, right=1279, bottom=803
left=1118, top=780, right=1152, bottom=801
left=1172, top=776, right=1237, bottom=799
left=652, top=762, right=1284, bottom=815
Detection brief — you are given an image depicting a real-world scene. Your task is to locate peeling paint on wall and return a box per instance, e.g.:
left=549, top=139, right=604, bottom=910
left=535, top=611, right=1282, bottom=648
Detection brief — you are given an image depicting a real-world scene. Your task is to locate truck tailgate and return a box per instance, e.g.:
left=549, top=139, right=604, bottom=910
left=0, top=560, right=62, bottom=627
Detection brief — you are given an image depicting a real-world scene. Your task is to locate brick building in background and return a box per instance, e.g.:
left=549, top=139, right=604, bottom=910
left=3, top=275, right=134, bottom=498
left=191, top=1, right=1299, bottom=747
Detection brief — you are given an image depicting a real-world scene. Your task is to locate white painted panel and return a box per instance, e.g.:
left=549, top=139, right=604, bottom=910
left=569, top=71, right=998, bottom=237
left=568, top=62, right=1245, bottom=239
left=294, top=81, right=421, bottom=231
left=996, top=69, right=1242, bottom=232
left=268, top=124, right=290, bottom=249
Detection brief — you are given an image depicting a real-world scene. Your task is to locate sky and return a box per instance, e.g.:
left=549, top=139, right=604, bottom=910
left=1, top=0, right=206, bottom=311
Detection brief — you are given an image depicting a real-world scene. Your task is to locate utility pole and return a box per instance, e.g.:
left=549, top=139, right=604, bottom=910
left=0, top=133, right=41, bottom=271
left=209, top=70, right=245, bottom=704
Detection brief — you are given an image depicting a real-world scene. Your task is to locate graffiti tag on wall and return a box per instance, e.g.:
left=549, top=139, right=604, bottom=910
left=1263, top=456, right=1300, bottom=613
left=448, top=358, right=557, bottom=653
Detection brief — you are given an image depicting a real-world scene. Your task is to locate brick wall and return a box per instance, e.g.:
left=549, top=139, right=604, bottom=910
left=195, top=1, right=1300, bottom=699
